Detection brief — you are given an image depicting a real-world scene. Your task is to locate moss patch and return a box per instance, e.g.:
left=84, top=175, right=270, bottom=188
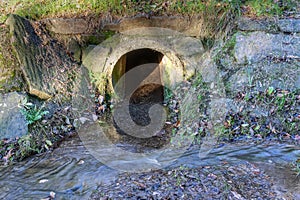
left=0, top=25, right=24, bottom=93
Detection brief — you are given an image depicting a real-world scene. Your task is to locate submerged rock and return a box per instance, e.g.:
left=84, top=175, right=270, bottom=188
left=0, top=92, right=27, bottom=139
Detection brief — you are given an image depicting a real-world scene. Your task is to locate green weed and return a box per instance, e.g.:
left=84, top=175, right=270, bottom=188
left=275, top=95, right=286, bottom=111
left=17, top=134, right=41, bottom=158
left=292, top=159, right=300, bottom=177
left=215, top=125, right=232, bottom=140
left=89, top=71, right=107, bottom=95
left=246, top=68, right=254, bottom=88
left=20, top=100, right=49, bottom=125
left=245, top=0, right=298, bottom=17
left=164, top=87, right=173, bottom=102
left=246, top=0, right=282, bottom=16
left=103, top=30, right=115, bottom=39
left=267, top=86, right=275, bottom=96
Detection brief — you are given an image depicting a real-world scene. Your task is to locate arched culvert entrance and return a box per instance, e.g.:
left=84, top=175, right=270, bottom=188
left=112, top=48, right=167, bottom=126
left=82, top=27, right=208, bottom=123
left=112, top=48, right=164, bottom=103
left=82, top=28, right=206, bottom=132
left=82, top=27, right=206, bottom=97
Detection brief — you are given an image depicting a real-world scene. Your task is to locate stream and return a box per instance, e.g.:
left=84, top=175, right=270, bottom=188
left=0, top=122, right=299, bottom=199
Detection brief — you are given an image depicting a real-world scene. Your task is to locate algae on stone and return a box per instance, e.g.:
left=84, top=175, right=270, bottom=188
left=0, top=25, right=24, bottom=93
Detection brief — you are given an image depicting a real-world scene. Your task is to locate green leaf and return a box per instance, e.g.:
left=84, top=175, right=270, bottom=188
left=254, top=125, right=260, bottom=131
left=267, top=86, right=275, bottom=95
left=45, top=140, right=52, bottom=146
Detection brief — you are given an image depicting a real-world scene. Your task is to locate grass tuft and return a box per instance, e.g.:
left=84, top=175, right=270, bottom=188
left=1, top=0, right=299, bottom=24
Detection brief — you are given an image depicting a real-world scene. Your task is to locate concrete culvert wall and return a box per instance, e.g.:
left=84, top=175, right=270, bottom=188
left=82, top=27, right=205, bottom=97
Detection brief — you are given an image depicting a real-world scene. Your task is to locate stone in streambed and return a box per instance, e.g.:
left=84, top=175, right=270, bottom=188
left=0, top=92, right=27, bottom=139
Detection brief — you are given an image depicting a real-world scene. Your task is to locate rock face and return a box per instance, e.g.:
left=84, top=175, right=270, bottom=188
left=0, top=25, right=24, bottom=92
left=0, top=92, right=27, bottom=139
left=71, top=66, right=94, bottom=115
left=278, top=19, right=300, bottom=33
left=234, top=32, right=300, bottom=64
left=228, top=59, right=300, bottom=93
left=217, top=17, right=300, bottom=97
left=103, top=16, right=204, bottom=37
left=237, top=17, right=300, bottom=33
left=237, top=17, right=278, bottom=32
left=5, top=14, right=79, bottom=100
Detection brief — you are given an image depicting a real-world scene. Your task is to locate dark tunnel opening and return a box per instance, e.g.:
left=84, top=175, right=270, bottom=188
left=112, top=48, right=165, bottom=126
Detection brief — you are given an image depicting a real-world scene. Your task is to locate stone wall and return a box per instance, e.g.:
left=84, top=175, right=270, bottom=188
left=216, top=17, right=300, bottom=96
left=200, top=17, right=300, bottom=138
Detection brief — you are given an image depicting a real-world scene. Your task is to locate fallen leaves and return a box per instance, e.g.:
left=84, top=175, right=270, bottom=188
left=221, top=88, right=299, bottom=141
left=2, top=149, right=13, bottom=165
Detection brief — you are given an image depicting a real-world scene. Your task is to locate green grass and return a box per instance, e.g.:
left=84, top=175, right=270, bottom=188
left=1, top=0, right=298, bottom=24
left=0, top=0, right=120, bottom=23
left=245, top=0, right=298, bottom=17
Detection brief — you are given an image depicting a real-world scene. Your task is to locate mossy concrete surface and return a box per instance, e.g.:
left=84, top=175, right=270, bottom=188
left=82, top=27, right=205, bottom=95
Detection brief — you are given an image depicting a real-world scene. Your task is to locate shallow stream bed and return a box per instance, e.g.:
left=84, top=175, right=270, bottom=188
left=0, top=123, right=299, bottom=199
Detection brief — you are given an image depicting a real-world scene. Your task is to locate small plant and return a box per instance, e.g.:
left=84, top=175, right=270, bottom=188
left=215, top=125, right=232, bottom=140
left=275, top=95, right=286, bottom=111
left=292, top=159, right=300, bottom=177
left=246, top=67, right=254, bottom=88
left=164, top=87, right=174, bottom=102
left=103, top=30, right=115, bottom=39
left=192, top=74, right=204, bottom=88
left=89, top=71, right=107, bottom=94
left=20, top=99, right=49, bottom=125
left=267, top=86, right=275, bottom=96
left=17, top=134, right=40, bottom=158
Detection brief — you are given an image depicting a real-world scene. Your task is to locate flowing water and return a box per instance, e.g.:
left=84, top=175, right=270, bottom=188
left=0, top=122, right=299, bottom=199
